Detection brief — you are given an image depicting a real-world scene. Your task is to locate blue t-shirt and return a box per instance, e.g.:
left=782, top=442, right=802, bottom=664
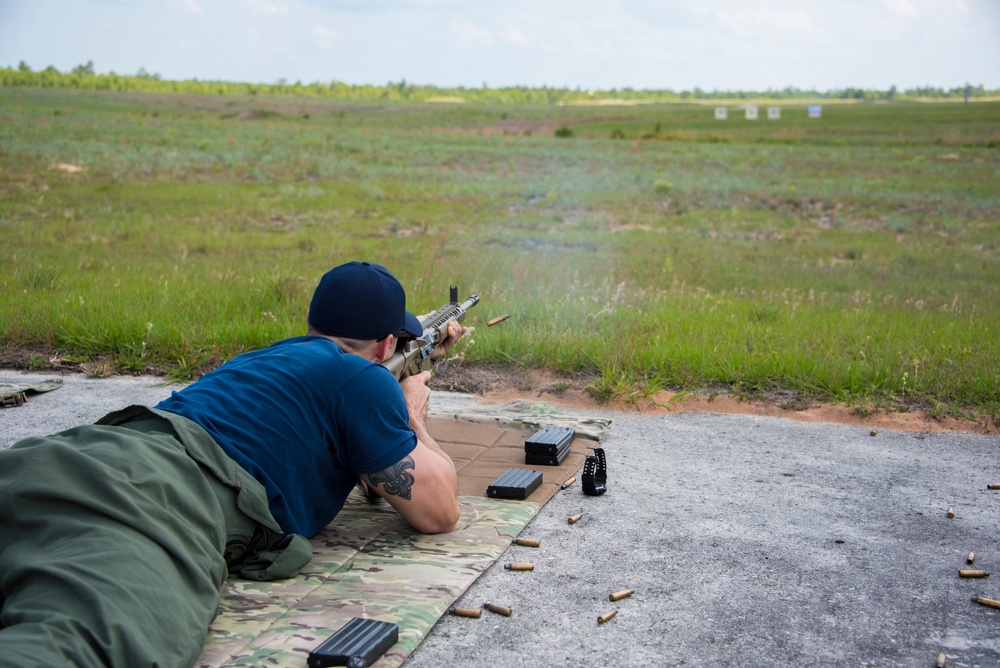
left=155, top=336, right=416, bottom=537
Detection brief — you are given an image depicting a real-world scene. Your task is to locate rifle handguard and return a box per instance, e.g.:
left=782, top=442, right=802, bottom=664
left=381, top=292, right=479, bottom=380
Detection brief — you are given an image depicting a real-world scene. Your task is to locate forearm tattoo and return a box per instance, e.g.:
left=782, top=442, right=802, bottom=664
left=369, top=456, right=416, bottom=501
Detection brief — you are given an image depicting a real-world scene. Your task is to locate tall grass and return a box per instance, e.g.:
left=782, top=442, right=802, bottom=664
left=1, top=88, right=997, bottom=417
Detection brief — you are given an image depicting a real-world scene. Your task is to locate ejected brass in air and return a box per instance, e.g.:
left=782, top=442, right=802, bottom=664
left=609, top=589, right=634, bottom=602
left=597, top=610, right=618, bottom=624
left=971, top=595, right=1000, bottom=610
left=504, top=562, right=534, bottom=571
left=568, top=513, right=583, bottom=525
left=947, top=507, right=956, bottom=518
left=959, top=569, right=990, bottom=579
left=449, top=607, right=482, bottom=618
left=487, top=314, right=512, bottom=327
left=513, top=538, right=541, bottom=548
left=967, top=551, right=977, bottom=564
left=561, top=476, right=576, bottom=489
left=483, top=602, right=513, bottom=617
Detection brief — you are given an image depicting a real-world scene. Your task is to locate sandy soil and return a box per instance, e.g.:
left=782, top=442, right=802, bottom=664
left=430, top=365, right=996, bottom=435
left=2, top=345, right=992, bottom=435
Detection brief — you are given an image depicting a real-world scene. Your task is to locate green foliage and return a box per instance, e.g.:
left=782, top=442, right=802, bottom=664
left=554, top=126, right=574, bottom=138
left=3, top=65, right=997, bottom=104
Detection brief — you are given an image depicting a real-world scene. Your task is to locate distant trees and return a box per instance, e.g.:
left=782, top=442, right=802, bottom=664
left=70, top=60, right=95, bottom=76
left=1, top=62, right=996, bottom=104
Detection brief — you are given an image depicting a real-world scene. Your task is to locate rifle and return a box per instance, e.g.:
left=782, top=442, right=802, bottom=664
left=381, top=286, right=479, bottom=380
left=361, top=287, right=478, bottom=504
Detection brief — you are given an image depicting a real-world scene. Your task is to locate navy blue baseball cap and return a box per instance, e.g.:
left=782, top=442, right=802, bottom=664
left=308, top=261, right=422, bottom=340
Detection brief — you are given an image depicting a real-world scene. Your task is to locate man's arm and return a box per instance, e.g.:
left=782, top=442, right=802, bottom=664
left=361, top=371, right=459, bottom=534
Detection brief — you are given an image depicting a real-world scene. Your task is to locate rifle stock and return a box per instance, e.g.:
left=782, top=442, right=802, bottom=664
left=381, top=289, right=479, bottom=380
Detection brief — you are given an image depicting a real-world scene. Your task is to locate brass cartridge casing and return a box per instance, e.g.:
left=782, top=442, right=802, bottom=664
left=487, top=314, right=512, bottom=326
left=568, top=513, right=583, bottom=525
left=484, top=603, right=513, bottom=617
left=972, top=595, right=1000, bottom=609
left=609, top=589, right=634, bottom=602
left=513, top=538, right=541, bottom=548
left=504, top=562, right=534, bottom=571
left=597, top=610, right=618, bottom=624
left=449, top=607, right=482, bottom=618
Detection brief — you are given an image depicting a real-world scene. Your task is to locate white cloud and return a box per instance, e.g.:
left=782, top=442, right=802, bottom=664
left=248, top=0, right=289, bottom=14
left=314, top=25, right=335, bottom=48
left=448, top=19, right=492, bottom=46
left=501, top=26, right=527, bottom=45
left=713, top=7, right=823, bottom=36
left=167, top=0, right=203, bottom=13
left=883, top=0, right=919, bottom=16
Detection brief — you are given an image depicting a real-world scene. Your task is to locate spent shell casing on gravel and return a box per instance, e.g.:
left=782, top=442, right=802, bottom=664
left=971, top=595, right=1000, bottom=609
left=504, top=562, right=534, bottom=571
left=959, top=569, right=990, bottom=578
left=483, top=603, right=513, bottom=616
left=449, top=607, right=482, bottom=618
left=597, top=610, right=618, bottom=624
left=568, top=513, right=583, bottom=525
left=513, top=538, right=541, bottom=547
left=609, top=589, right=634, bottom=602
left=561, top=476, right=576, bottom=489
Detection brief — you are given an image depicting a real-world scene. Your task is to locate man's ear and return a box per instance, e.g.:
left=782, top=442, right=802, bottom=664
left=376, top=335, right=395, bottom=363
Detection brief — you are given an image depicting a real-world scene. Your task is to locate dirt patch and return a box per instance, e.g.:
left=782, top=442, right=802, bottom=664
left=431, top=366, right=996, bottom=436
left=2, top=347, right=993, bottom=435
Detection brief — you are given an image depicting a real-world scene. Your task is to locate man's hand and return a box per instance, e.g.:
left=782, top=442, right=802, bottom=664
left=399, top=371, right=431, bottom=424
left=429, top=319, right=467, bottom=360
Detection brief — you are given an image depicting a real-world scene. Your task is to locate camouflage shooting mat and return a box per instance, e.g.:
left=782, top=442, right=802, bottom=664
left=196, top=402, right=611, bottom=668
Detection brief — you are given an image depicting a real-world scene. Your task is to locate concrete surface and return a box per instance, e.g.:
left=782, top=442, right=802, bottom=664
left=2, top=370, right=999, bottom=667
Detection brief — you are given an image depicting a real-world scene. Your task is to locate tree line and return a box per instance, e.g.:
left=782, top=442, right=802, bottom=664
left=3, top=60, right=996, bottom=104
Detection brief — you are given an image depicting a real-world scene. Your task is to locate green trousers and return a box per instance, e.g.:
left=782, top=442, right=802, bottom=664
left=0, top=406, right=311, bottom=668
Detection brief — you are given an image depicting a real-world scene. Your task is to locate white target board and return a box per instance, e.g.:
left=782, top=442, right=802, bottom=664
left=715, top=107, right=728, bottom=120
left=767, top=106, right=781, bottom=119
left=745, top=104, right=758, bottom=120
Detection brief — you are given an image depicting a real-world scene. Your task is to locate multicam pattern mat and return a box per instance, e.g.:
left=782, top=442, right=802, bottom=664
left=196, top=403, right=610, bottom=668
left=199, top=494, right=537, bottom=667
left=430, top=399, right=611, bottom=441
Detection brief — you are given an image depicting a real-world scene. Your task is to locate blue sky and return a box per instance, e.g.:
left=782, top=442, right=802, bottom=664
left=1, top=0, right=997, bottom=91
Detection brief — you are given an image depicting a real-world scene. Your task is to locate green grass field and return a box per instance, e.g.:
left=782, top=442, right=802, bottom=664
left=1, top=87, right=998, bottom=421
